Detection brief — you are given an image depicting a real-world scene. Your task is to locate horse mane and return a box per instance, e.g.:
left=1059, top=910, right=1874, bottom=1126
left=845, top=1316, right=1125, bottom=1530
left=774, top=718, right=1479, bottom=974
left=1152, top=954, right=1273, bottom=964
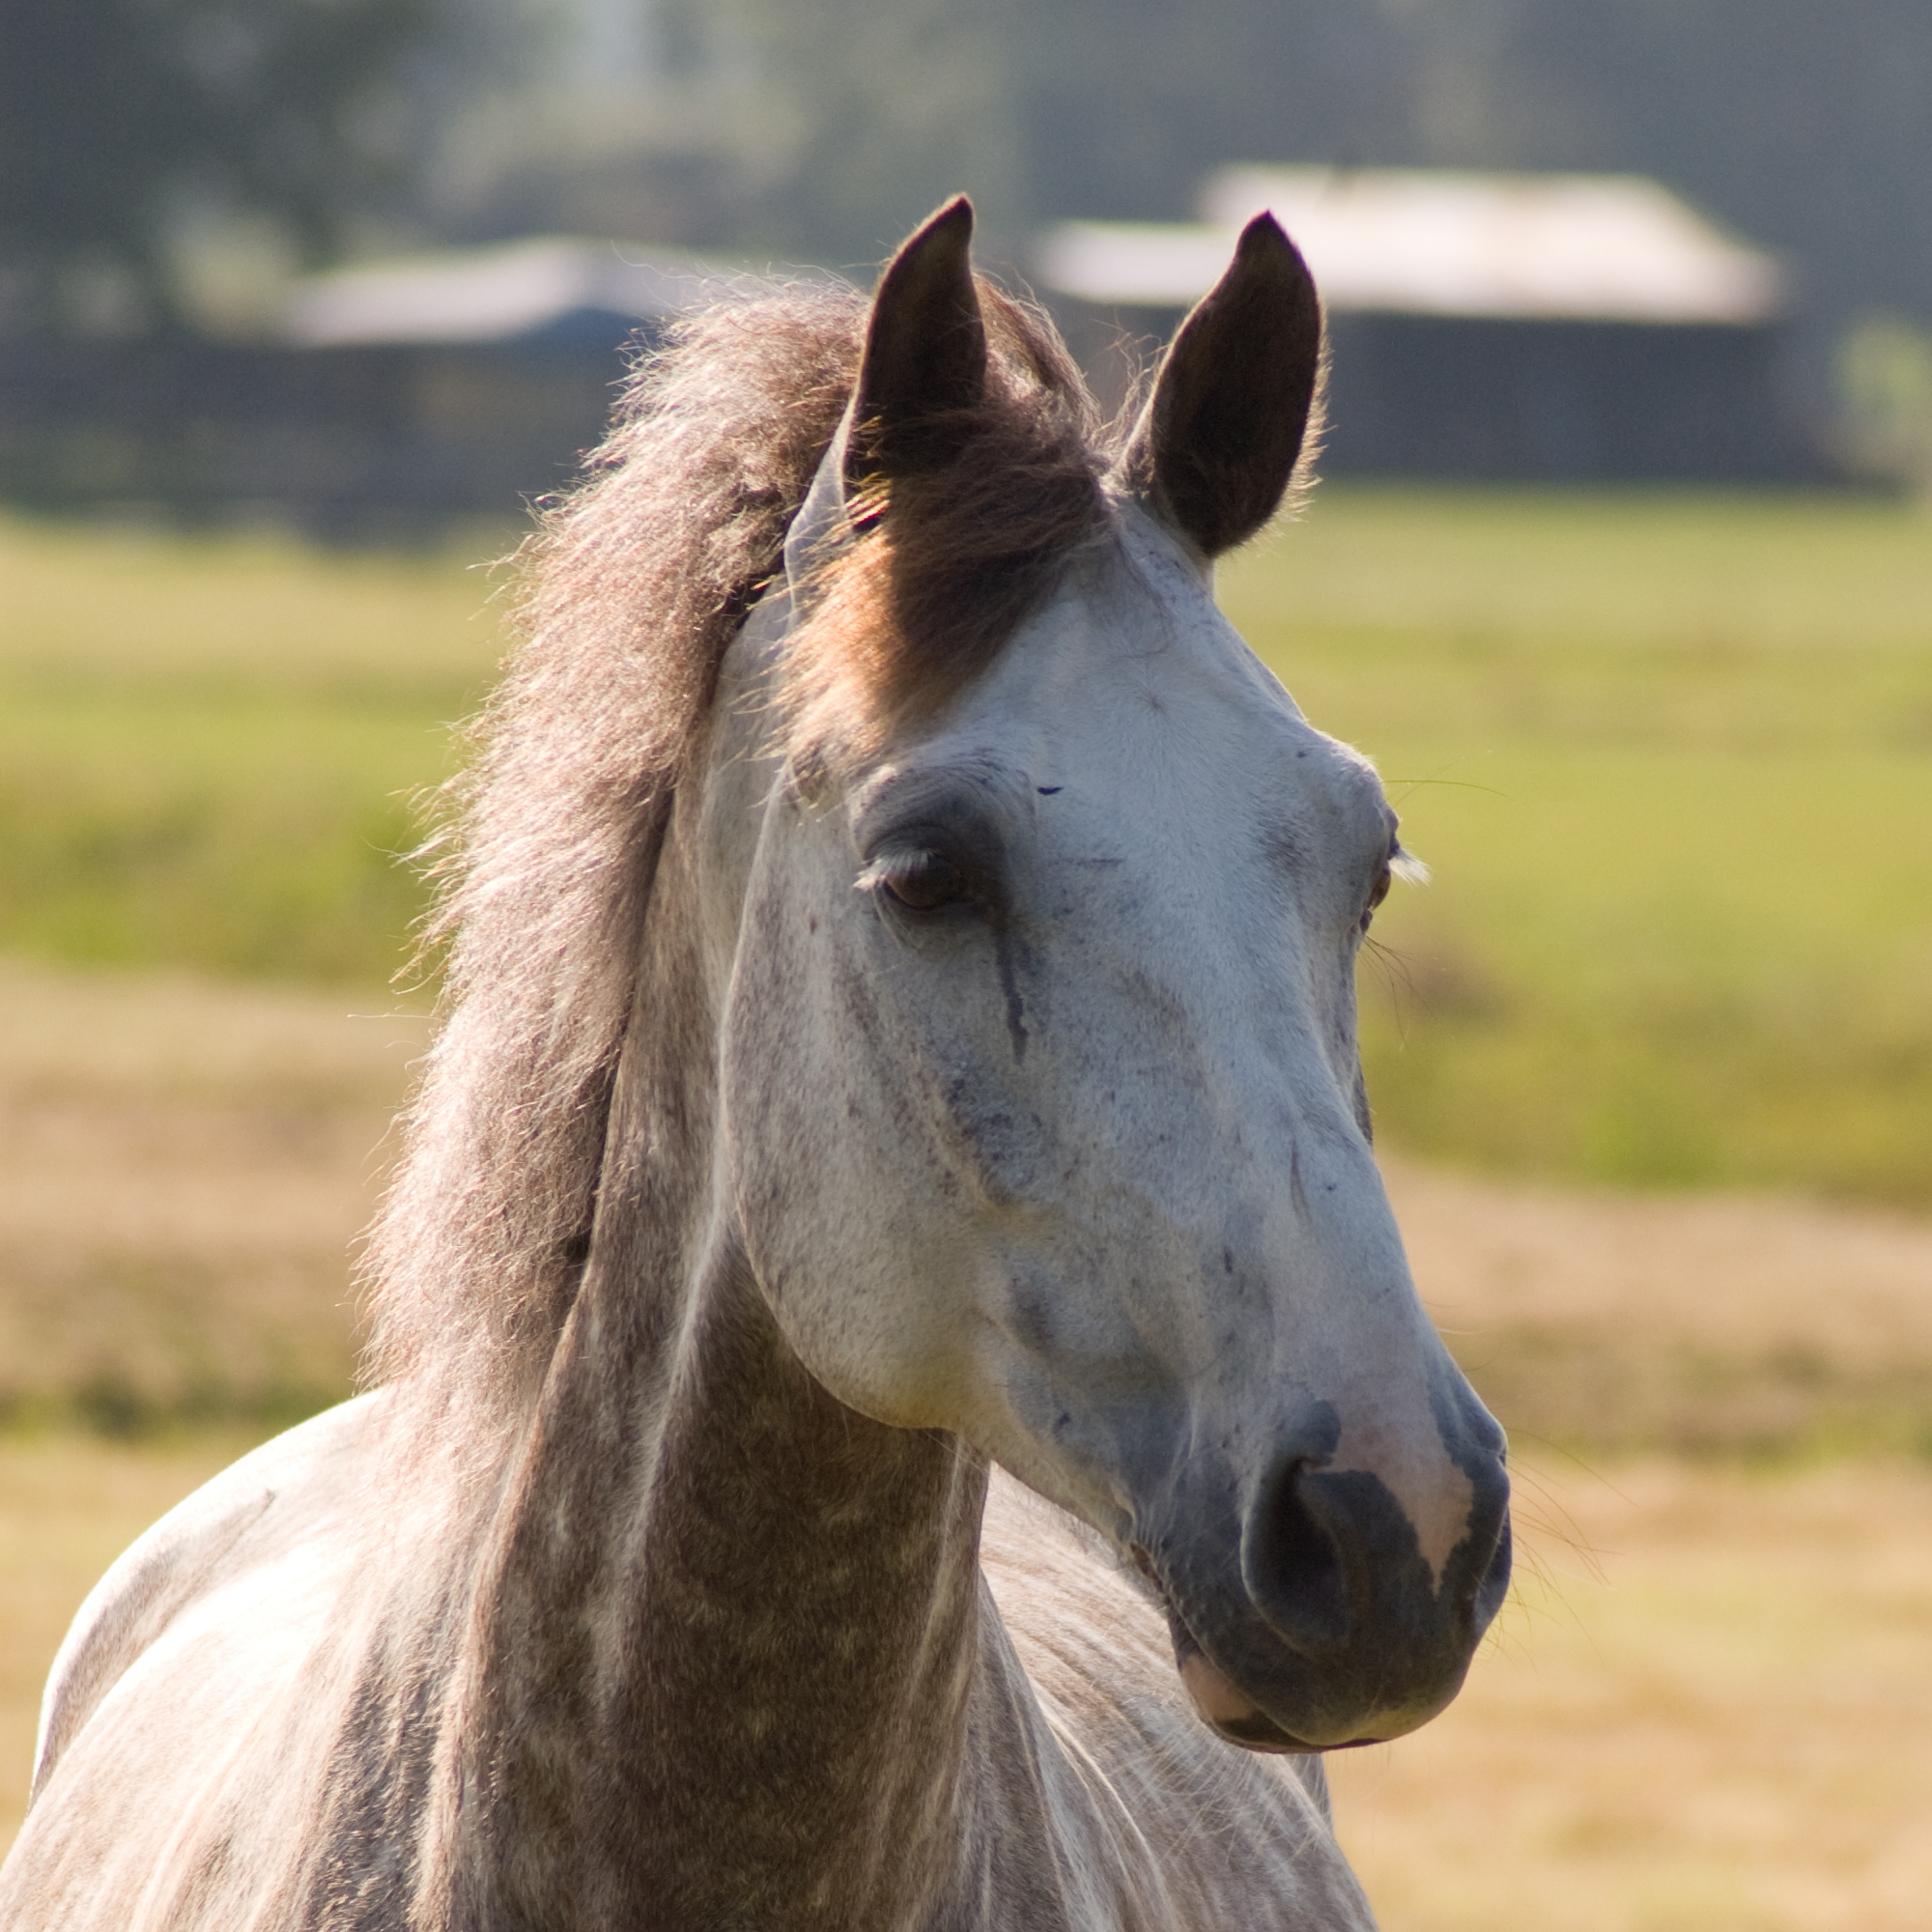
left=362, top=280, right=1109, bottom=1453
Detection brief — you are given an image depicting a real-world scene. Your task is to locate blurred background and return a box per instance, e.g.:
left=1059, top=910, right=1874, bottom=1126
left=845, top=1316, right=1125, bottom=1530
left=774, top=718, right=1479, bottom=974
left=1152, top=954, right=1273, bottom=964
left=7, top=0, right=1932, bottom=524
left=2, top=4, right=1929, bottom=1925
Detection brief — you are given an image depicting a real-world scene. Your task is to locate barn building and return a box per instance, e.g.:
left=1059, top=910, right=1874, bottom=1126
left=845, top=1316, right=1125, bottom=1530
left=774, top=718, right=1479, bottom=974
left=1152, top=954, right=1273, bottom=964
left=1036, top=167, right=1811, bottom=482
left=1, top=174, right=1817, bottom=531
left=0, top=241, right=734, bottom=539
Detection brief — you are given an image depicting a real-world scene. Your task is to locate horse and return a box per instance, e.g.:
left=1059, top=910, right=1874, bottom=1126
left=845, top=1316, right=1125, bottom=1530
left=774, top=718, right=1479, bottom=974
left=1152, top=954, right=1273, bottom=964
left=0, top=198, right=1511, bottom=1931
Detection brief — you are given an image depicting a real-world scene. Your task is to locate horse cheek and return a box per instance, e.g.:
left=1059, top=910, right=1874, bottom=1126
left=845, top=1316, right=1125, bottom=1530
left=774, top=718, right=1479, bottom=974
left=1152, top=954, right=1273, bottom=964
left=721, top=914, right=968, bottom=1429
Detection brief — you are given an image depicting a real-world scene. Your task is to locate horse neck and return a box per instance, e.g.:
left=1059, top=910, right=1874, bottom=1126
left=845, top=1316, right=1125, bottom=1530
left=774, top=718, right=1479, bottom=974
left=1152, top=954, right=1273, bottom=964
left=436, top=786, right=1001, bottom=1930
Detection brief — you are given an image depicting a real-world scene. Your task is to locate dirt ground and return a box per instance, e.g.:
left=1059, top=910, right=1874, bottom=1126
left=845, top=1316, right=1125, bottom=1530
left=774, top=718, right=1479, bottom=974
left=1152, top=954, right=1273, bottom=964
left=0, top=958, right=431, bottom=1428
left=2, top=957, right=1930, bottom=1918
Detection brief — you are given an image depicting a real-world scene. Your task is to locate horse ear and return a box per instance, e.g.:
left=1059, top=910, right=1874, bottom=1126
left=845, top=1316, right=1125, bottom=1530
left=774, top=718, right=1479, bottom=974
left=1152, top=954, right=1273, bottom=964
left=849, top=196, right=989, bottom=485
left=1122, top=213, right=1322, bottom=558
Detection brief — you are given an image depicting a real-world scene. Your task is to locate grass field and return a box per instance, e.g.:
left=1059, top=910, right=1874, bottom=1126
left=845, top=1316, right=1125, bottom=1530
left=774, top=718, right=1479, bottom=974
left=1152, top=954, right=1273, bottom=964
left=1219, top=491, right=1932, bottom=1208
left=4, top=492, right=1927, bottom=1204
left=0, top=959, right=428, bottom=1432
left=0, top=515, right=502, bottom=983
left=5, top=955, right=1926, bottom=1452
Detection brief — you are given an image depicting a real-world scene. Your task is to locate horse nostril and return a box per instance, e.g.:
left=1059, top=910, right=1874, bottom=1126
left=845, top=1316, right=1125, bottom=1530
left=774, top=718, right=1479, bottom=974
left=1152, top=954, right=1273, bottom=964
left=1240, top=1458, right=1351, bottom=1654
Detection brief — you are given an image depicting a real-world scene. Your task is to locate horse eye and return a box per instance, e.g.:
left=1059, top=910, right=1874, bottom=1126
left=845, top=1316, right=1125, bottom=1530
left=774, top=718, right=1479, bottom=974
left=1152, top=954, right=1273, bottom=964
left=877, top=852, right=971, bottom=912
left=1361, top=864, right=1392, bottom=929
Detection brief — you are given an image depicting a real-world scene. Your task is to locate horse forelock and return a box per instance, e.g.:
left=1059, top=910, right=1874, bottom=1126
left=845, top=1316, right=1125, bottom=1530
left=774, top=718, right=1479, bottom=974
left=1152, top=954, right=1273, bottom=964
left=362, top=278, right=1112, bottom=1471
left=783, top=286, right=1109, bottom=761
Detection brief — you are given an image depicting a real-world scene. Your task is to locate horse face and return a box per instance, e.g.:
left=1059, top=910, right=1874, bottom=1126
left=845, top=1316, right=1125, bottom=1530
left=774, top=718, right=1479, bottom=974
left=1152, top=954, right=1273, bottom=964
left=703, top=502, right=1509, bottom=1754
left=697, top=197, right=1507, bottom=1753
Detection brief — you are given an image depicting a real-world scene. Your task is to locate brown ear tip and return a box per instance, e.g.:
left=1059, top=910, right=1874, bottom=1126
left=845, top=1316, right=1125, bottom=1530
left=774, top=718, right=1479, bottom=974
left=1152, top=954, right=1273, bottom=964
left=874, top=196, right=980, bottom=301
left=1231, top=213, right=1318, bottom=318
left=1236, top=211, right=1308, bottom=270
left=921, top=196, right=977, bottom=243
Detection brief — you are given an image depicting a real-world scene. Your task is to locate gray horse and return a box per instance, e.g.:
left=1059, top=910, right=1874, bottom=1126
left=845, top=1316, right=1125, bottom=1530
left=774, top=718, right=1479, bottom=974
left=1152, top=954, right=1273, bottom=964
left=1, top=199, right=1509, bottom=1931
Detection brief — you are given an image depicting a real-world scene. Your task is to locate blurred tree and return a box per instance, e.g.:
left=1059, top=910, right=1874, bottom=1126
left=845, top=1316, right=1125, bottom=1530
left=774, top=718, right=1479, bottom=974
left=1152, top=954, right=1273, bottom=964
left=17, top=0, right=1917, bottom=382
left=0, top=0, right=450, bottom=334
left=1838, top=315, right=1932, bottom=494
left=724, top=0, right=1024, bottom=267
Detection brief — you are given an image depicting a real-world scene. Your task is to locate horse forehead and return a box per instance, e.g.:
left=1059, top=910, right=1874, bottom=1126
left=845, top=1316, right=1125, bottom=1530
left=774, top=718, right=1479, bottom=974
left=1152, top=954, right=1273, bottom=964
left=927, top=527, right=1376, bottom=831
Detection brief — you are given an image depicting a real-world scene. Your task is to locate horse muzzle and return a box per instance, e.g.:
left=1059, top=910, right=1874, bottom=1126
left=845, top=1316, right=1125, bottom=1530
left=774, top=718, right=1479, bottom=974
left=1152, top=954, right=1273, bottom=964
left=1132, top=1418, right=1514, bottom=1752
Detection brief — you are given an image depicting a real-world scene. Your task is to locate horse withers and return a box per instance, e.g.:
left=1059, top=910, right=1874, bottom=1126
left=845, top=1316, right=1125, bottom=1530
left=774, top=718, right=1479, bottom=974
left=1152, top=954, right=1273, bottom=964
left=0, top=199, right=1510, bottom=1930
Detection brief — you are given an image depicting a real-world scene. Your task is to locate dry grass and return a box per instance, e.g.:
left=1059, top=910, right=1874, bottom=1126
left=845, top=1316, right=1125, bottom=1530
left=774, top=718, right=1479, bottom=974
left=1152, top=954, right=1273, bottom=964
left=1328, top=1455, right=1932, bottom=1931
left=0, top=957, right=430, bottom=1429
left=1385, top=1156, right=1932, bottom=1458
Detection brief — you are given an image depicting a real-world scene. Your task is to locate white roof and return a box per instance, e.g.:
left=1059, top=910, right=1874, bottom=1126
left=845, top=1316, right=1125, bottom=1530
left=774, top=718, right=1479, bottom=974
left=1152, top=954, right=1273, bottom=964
left=1037, top=167, right=1784, bottom=325
left=284, top=237, right=747, bottom=347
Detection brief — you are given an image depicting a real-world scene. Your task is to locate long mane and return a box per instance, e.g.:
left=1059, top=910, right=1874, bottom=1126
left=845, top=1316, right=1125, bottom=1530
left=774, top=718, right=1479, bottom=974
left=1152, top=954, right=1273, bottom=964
left=362, top=282, right=1108, bottom=1452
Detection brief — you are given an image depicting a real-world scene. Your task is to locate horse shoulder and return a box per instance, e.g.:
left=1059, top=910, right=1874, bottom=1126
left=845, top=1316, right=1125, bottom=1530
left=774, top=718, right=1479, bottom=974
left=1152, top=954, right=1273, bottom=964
left=32, top=1392, right=385, bottom=1796
left=0, top=1396, right=389, bottom=1930
left=978, top=1471, right=1377, bottom=1931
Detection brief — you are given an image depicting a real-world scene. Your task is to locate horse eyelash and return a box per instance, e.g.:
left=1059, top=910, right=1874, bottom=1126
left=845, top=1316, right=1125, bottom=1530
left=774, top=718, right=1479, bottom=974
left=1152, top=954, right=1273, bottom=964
left=1390, top=845, right=1431, bottom=887
left=854, top=850, right=930, bottom=895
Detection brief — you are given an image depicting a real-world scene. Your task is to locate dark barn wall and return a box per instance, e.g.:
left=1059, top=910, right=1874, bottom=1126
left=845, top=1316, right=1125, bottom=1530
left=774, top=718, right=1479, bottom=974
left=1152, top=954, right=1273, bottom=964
left=0, top=332, right=639, bottom=539
left=1051, top=298, right=1817, bottom=484
left=1319, top=314, right=1814, bottom=482
left=1, top=305, right=1819, bottom=531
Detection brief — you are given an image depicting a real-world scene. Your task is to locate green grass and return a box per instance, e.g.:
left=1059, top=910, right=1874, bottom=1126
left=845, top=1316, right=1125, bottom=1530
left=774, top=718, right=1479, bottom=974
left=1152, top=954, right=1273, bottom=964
left=3, top=491, right=1929, bottom=1207
left=1220, top=488, right=1932, bottom=1208
left=0, top=516, right=510, bottom=982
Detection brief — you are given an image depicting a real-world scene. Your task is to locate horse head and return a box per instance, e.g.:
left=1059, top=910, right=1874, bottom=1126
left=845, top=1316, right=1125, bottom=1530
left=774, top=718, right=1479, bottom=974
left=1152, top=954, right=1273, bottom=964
left=696, top=199, right=1510, bottom=1754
